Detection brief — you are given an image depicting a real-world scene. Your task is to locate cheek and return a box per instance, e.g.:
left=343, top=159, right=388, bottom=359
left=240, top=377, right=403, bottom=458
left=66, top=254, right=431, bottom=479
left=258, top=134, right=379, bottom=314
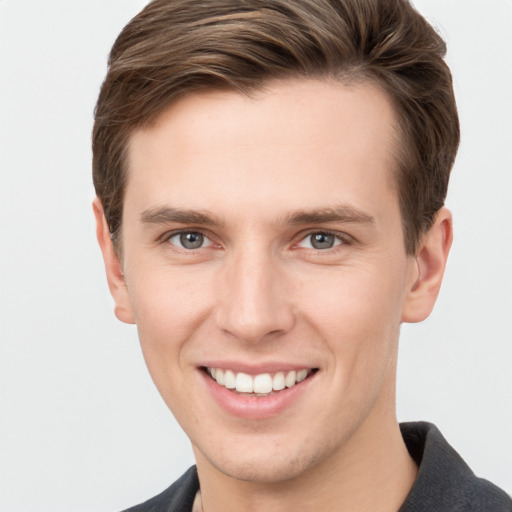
left=126, top=265, right=215, bottom=371
left=301, top=263, right=404, bottom=324
left=125, top=267, right=216, bottom=427
left=298, top=265, right=405, bottom=369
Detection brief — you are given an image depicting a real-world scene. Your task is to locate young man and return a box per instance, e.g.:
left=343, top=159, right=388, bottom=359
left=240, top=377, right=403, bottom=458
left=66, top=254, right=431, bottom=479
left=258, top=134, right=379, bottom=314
left=92, top=0, right=511, bottom=510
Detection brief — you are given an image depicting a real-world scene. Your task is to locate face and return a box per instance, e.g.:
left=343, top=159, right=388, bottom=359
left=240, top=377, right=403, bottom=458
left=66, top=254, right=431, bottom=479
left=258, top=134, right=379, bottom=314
left=109, top=79, right=422, bottom=483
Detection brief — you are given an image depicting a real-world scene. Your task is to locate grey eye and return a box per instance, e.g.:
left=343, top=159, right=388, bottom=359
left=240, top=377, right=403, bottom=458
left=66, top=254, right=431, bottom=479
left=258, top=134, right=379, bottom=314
left=310, top=233, right=336, bottom=249
left=298, top=232, right=343, bottom=250
left=168, top=231, right=211, bottom=250
left=179, top=232, right=204, bottom=249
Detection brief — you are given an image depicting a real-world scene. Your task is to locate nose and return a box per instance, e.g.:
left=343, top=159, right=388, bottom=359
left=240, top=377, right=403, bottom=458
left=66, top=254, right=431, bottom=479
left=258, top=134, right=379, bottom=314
left=215, top=247, right=295, bottom=344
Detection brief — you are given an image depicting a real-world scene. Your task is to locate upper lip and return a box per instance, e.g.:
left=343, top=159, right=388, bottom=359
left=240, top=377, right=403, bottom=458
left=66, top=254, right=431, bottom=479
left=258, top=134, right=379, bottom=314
left=199, top=361, right=318, bottom=375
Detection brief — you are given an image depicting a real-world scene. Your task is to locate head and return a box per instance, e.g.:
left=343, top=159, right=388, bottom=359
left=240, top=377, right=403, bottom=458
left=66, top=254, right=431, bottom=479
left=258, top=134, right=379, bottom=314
left=92, top=0, right=458, bottom=487
left=93, top=0, right=459, bottom=256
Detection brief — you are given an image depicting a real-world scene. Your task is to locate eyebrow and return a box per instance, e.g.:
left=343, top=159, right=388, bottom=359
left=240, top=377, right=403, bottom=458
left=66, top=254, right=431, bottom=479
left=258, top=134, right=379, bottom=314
left=283, top=205, right=375, bottom=226
left=140, top=204, right=375, bottom=228
left=140, top=206, right=224, bottom=227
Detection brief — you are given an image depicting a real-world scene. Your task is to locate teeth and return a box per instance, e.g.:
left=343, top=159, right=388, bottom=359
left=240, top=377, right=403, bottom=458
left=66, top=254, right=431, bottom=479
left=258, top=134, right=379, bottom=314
left=207, top=367, right=312, bottom=394
left=285, top=370, right=296, bottom=388
left=254, top=374, right=273, bottom=394
left=296, top=369, right=308, bottom=382
left=224, top=369, right=236, bottom=389
left=235, top=372, right=253, bottom=393
left=272, top=371, right=285, bottom=391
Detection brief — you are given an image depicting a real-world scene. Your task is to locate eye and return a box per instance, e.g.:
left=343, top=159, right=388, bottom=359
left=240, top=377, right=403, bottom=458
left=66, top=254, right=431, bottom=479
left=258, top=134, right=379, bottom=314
left=167, top=231, right=212, bottom=250
left=298, top=232, right=344, bottom=250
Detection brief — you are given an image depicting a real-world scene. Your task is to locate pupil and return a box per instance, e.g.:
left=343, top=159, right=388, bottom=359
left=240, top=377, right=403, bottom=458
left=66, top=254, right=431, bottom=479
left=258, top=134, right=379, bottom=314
left=312, top=233, right=334, bottom=249
left=180, top=232, right=203, bottom=249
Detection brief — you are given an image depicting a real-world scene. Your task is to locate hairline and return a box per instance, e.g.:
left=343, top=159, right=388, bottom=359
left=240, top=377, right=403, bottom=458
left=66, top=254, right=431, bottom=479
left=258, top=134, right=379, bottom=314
left=112, top=73, right=411, bottom=256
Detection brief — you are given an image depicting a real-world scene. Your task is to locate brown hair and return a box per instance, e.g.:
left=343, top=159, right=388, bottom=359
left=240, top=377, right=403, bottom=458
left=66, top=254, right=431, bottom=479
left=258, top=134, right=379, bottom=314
left=92, top=0, right=459, bottom=254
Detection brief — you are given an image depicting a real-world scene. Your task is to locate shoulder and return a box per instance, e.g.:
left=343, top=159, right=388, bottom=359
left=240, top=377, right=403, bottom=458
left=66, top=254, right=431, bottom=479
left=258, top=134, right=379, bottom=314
left=400, top=422, right=512, bottom=512
left=120, top=466, right=199, bottom=512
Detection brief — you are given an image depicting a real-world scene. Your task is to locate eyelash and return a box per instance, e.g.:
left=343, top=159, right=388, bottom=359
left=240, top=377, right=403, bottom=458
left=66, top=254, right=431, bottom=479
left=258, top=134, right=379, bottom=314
left=296, top=230, right=350, bottom=251
left=164, top=230, right=214, bottom=251
left=162, top=229, right=352, bottom=252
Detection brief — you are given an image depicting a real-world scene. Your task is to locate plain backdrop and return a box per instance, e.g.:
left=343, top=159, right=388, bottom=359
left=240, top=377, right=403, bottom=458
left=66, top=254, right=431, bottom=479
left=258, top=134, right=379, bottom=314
left=0, top=1, right=511, bottom=511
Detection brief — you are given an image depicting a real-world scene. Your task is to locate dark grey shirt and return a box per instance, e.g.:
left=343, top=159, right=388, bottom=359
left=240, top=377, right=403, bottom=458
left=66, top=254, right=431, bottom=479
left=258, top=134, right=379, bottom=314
left=123, top=422, right=512, bottom=511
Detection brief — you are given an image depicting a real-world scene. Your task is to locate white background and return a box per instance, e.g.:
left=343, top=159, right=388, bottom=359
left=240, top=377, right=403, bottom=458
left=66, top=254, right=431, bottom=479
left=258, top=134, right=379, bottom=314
left=0, top=1, right=511, bottom=511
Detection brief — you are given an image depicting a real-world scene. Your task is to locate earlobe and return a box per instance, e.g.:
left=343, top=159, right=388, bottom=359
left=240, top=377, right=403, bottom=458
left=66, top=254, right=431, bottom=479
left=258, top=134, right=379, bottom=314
left=402, top=207, right=453, bottom=323
left=92, top=197, right=135, bottom=324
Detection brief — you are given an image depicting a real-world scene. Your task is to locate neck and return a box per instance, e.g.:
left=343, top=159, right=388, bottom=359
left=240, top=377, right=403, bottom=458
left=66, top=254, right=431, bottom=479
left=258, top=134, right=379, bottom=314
left=194, top=395, right=417, bottom=512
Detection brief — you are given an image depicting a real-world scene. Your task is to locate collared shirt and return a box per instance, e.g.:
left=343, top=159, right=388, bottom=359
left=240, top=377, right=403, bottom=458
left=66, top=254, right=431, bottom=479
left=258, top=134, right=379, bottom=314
left=122, top=422, right=512, bottom=512
left=398, top=422, right=511, bottom=511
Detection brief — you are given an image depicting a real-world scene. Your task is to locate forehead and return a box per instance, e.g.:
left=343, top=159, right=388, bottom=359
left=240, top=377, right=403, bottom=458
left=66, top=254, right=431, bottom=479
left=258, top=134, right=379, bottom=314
left=125, top=79, right=399, bottom=224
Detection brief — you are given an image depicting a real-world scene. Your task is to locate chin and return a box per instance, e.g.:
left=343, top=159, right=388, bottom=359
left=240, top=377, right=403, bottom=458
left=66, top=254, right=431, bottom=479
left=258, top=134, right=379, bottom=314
left=199, top=437, right=329, bottom=484
left=216, top=456, right=313, bottom=484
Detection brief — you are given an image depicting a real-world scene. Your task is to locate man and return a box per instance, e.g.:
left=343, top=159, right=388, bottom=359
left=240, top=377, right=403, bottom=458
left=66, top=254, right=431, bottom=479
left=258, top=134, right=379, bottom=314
left=92, top=0, right=511, bottom=510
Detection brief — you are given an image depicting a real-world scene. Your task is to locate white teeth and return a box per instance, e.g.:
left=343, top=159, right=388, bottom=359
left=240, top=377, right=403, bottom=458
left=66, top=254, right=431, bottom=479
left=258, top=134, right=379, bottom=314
left=207, top=367, right=313, bottom=394
left=235, top=372, right=254, bottom=393
left=254, top=373, right=273, bottom=394
left=224, top=369, right=236, bottom=389
left=285, top=370, right=296, bottom=388
left=296, top=369, right=308, bottom=382
left=272, top=371, right=285, bottom=391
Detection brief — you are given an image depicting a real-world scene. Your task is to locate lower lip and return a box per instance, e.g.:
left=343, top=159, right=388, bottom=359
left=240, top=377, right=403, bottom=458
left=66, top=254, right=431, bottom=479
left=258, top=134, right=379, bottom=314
left=199, top=369, right=317, bottom=420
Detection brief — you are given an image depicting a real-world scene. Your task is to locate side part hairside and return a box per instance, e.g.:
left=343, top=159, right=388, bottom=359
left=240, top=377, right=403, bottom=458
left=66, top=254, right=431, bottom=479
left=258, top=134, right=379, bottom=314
left=92, top=0, right=459, bottom=254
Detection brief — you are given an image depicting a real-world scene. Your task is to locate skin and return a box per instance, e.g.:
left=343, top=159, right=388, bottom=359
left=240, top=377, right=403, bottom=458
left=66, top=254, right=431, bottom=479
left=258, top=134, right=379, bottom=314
left=95, top=79, right=452, bottom=511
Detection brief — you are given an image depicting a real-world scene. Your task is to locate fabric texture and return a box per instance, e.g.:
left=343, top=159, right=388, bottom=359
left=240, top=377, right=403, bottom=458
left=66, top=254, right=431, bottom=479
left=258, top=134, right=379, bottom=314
left=398, top=422, right=511, bottom=511
left=121, top=422, right=512, bottom=512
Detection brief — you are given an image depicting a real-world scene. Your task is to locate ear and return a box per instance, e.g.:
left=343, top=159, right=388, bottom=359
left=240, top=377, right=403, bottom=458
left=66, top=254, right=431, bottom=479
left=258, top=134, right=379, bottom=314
left=402, top=207, right=453, bottom=323
left=93, top=197, right=135, bottom=324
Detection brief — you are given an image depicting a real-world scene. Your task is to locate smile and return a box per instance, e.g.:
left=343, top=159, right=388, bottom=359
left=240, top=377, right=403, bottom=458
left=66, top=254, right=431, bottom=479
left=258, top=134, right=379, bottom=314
left=205, top=367, right=315, bottom=395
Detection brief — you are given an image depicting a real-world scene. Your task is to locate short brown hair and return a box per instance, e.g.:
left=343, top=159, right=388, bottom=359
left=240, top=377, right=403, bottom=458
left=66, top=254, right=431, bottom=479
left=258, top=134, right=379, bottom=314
left=92, top=0, right=459, bottom=254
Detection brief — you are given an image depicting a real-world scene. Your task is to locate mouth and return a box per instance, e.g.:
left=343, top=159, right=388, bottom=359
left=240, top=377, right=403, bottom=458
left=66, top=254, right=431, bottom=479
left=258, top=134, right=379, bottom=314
left=201, top=366, right=318, bottom=397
